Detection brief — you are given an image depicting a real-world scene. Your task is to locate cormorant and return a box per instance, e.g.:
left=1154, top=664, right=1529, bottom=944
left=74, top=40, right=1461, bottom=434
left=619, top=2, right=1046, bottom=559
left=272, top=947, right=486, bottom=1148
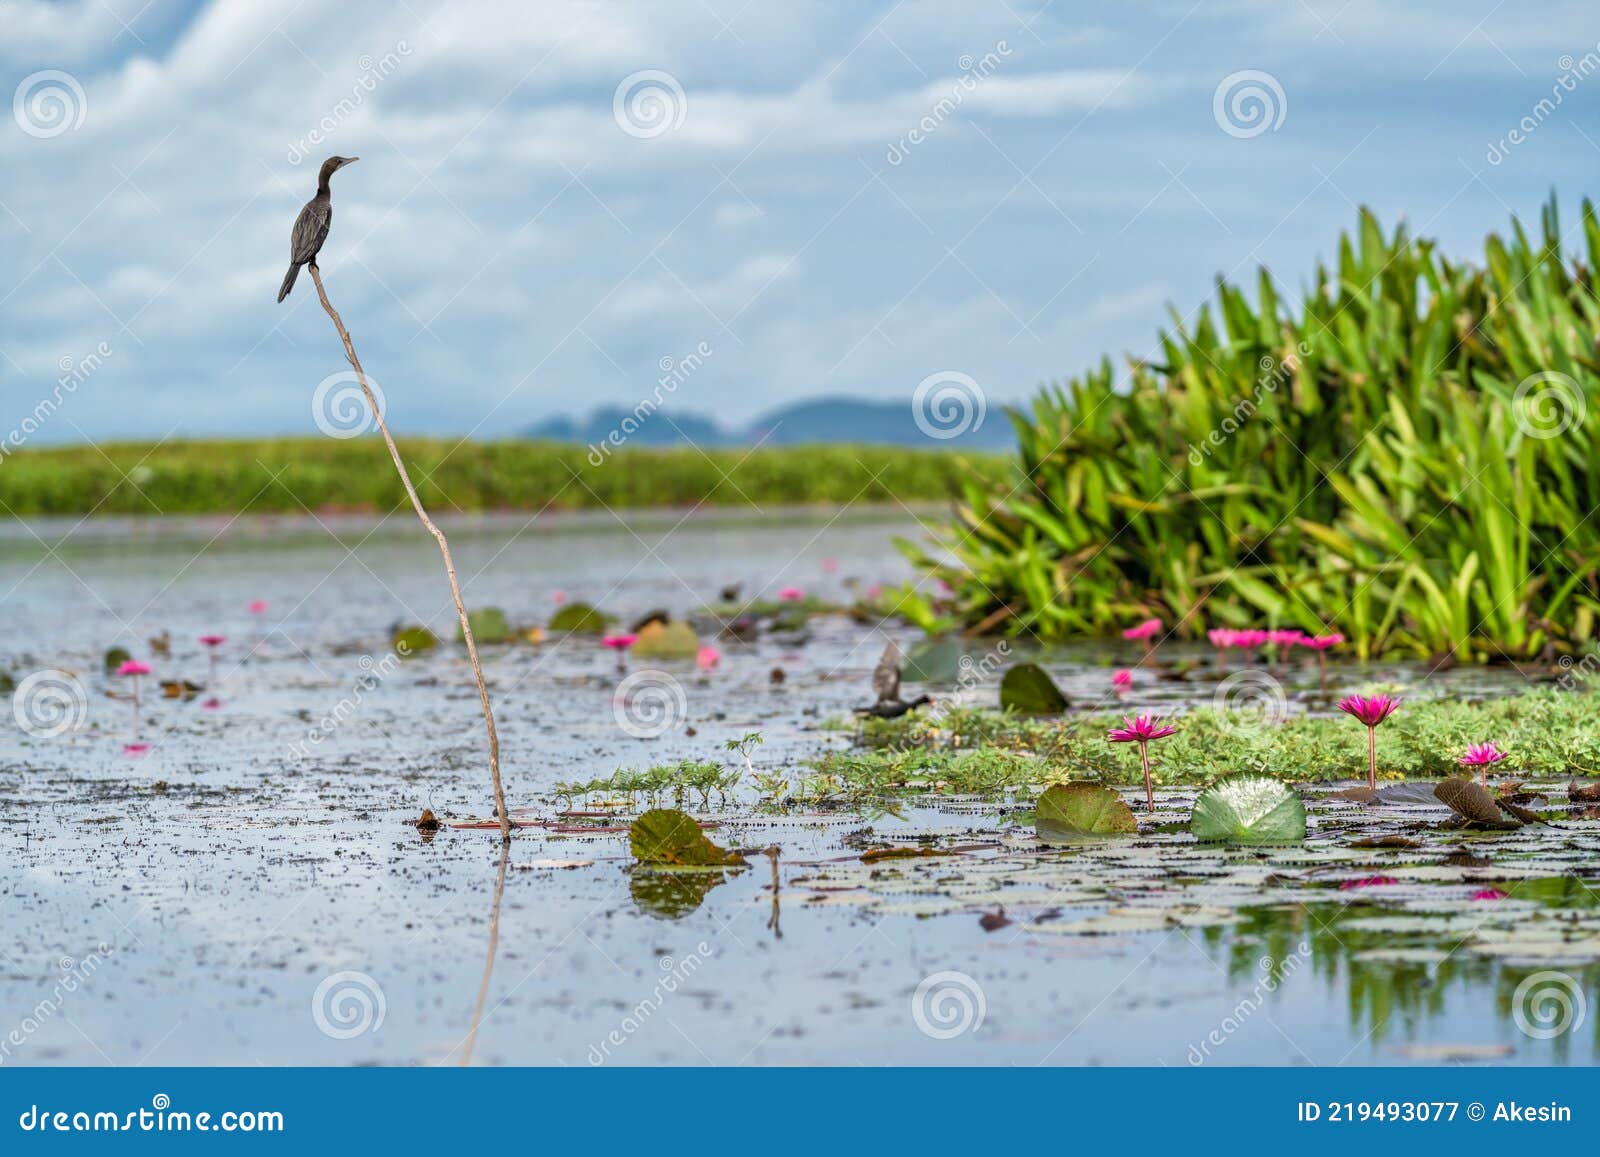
left=854, top=639, right=933, bottom=718
left=277, top=155, right=358, bottom=303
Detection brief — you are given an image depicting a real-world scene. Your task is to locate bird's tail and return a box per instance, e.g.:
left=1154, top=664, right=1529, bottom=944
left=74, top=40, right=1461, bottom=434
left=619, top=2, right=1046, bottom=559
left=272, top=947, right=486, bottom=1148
left=276, top=263, right=300, bottom=303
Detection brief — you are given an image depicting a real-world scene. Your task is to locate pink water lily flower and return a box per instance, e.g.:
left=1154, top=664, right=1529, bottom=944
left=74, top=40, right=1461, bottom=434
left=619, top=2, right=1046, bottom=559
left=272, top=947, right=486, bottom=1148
left=551, top=590, right=567, bottom=604
left=1108, top=714, right=1178, bottom=812
left=601, top=634, right=638, bottom=650
left=1470, top=888, right=1509, bottom=901
left=122, top=743, right=151, bottom=759
left=1299, top=633, right=1344, bottom=651
left=248, top=600, right=268, bottom=615
left=116, top=660, right=151, bottom=677
left=1111, top=668, right=1133, bottom=689
left=1267, top=628, right=1306, bottom=647
left=1338, top=694, right=1400, bottom=788
left=198, top=635, right=226, bottom=648
left=1122, top=618, right=1161, bottom=641
left=696, top=645, right=721, bottom=671
left=778, top=586, right=805, bottom=602
left=1339, top=875, right=1398, bottom=891
left=821, top=557, right=840, bottom=574
left=1207, top=628, right=1239, bottom=648
left=1460, top=741, right=1507, bottom=788
left=1231, top=629, right=1269, bottom=649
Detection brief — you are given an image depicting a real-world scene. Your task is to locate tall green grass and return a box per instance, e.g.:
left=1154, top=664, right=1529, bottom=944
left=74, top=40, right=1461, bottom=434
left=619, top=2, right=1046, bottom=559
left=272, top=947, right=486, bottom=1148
left=900, top=198, right=1600, bottom=660
left=0, top=438, right=1003, bottom=516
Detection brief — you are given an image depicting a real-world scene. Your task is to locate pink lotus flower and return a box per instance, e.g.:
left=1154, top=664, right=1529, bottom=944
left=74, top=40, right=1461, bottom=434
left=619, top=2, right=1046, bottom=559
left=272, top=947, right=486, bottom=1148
left=778, top=586, right=805, bottom=602
left=1112, top=668, right=1133, bottom=689
left=601, top=634, right=638, bottom=650
left=1338, top=693, right=1400, bottom=729
left=1460, top=741, right=1507, bottom=788
left=117, top=658, right=151, bottom=708
left=1299, top=633, right=1344, bottom=651
left=248, top=600, right=268, bottom=615
left=1338, top=875, right=1398, bottom=891
left=1470, top=888, right=1509, bottom=901
left=1108, top=714, right=1178, bottom=812
left=1338, top=693, right=1400, bottom=788
left=1122, top=618, right=1161, bottom=641
left=696, top=645, right=721, bottom=671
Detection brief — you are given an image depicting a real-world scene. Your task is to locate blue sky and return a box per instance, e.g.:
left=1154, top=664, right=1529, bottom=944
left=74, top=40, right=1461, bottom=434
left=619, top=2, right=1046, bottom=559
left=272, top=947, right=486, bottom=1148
left=4, top=0, right=1600, bottom=443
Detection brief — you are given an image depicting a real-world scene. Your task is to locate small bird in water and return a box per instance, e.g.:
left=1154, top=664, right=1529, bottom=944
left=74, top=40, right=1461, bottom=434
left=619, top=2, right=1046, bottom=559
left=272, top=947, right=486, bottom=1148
left=277, top=155, right=358, bottom=302
left=855, top=639, right=932, bottom=719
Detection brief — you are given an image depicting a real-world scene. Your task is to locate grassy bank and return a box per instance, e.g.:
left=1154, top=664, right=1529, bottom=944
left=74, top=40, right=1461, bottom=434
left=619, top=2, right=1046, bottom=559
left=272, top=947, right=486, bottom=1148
left=0, top=438, right=1004, bottom=516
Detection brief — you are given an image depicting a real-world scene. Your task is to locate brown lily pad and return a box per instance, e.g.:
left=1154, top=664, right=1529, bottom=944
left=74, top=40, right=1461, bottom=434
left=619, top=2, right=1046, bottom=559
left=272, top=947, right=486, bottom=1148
left=1434, top=778, right=1505, bottom=824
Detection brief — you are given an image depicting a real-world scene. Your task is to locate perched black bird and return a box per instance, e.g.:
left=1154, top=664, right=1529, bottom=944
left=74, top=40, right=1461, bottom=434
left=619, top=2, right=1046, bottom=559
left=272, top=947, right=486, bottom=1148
left=277, top=155, right=358, bottom=302
left=855, top=639, right=932, bottom=719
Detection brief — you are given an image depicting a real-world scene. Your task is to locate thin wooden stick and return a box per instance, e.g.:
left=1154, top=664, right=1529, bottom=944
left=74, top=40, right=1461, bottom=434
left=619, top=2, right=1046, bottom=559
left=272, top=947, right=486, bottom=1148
left=308, top=263, right=512, bottom=842
left=461, top=839, right=510, bottom=1066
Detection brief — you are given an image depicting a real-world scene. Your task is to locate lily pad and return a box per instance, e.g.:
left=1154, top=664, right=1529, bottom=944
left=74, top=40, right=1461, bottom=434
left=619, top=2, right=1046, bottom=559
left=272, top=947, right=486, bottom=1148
left=456, top=607, right=512, bottom=645
left=1434, top=778, right=1505, bottom=824
left=630, top=808, right=746, bottom=867
left=1037, top=782, right=1137, bottom=836
left=999, top=663, right=1068, bottom=714
left=392, top=625, right=437, bottom=655
left=550, top=601, right=612, bottom=633
left=104, top=646, right=131, bottom=673
left=631, top=620, right=700, bottom=660
left=1191, top=775, right=1306, bottom=844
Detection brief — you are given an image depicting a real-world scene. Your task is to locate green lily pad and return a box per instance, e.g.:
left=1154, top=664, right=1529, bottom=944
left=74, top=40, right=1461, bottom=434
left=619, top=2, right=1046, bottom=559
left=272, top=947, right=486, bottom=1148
left=630, top=808, right=746, bottom=867
left=391, top=625, right=437, bottom=655
left=631, top=620, right=700, bottom=660
left=1037, top=781, right=1137, bottom=835
left=456, top=607, right=512, bottom=645
left=104, top=646, right=131, bottom=673
left=1191, top=775, right=1306, bottom=844
left=550, top=601, right=612, bottom=633
left=999, top=663, right=1068, bottom=713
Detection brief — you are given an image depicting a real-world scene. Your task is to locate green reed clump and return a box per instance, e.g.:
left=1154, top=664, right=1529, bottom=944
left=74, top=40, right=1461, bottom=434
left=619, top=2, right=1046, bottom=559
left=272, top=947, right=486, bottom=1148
left=900, top=198, right=1600, bottom=661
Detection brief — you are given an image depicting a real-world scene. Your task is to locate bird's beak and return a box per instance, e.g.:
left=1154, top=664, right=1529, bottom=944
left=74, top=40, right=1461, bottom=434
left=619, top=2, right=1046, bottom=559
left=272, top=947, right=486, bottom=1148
left=343, top=156, right=360, bottom=167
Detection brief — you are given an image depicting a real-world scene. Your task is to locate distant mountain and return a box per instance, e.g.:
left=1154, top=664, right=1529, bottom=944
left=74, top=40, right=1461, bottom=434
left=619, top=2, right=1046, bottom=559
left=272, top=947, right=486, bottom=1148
left=524, top=395, right=1014, bottom=450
